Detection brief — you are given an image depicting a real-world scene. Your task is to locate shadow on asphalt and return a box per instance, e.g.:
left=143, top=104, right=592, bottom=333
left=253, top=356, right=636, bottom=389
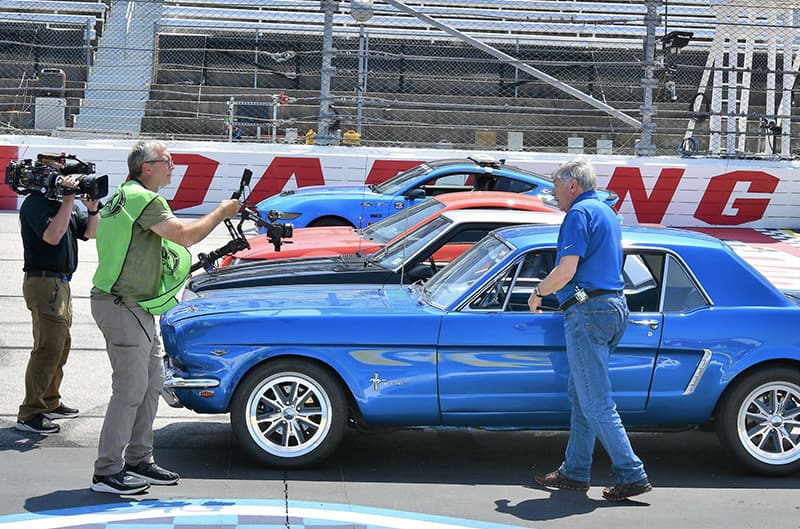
left=150, top=421, right=800, bottom=490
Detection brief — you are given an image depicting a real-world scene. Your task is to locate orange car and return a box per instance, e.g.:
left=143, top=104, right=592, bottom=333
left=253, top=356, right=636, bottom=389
left=220, top=191, right=560, bottom=266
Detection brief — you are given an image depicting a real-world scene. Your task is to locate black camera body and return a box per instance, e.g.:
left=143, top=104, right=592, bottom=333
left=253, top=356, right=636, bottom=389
left=264, top=209, right=294, bottom=251
left=5, top=153, right=109, bottom=201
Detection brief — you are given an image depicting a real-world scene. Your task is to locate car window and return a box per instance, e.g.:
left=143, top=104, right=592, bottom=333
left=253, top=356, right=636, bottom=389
left=662, top=254, right=709, bottom=312
left=360, top=197, right=445, bottom=243
left=375, top=215, right=451, bottom=269
left=493, top=176, right=536, bottom=193
left=416, top=173, right=473, bottom=196
left=468, top=251, right=557, bottom=311
left=465, top=250, right=683, bottom=314
left=624, top=253, right=663, bottom=313
left=425, top=234, right=514, bottom=309
left=373, top=163, right=433, bottom=194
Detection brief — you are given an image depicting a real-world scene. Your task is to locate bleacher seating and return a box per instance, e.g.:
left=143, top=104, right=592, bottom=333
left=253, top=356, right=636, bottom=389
left=0, top=0, right=108, bottom=130
left=158, top=0, right=717, bottom=48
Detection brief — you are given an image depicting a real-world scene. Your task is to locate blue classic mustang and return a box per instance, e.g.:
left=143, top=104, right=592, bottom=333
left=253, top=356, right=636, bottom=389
left=161, top=225, right=800, bottom=475
left=256, top=156, right=618, bottom=228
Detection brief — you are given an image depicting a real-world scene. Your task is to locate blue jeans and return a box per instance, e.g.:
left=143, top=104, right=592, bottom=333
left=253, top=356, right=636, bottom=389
left=558, top=293, right=647, bottom=484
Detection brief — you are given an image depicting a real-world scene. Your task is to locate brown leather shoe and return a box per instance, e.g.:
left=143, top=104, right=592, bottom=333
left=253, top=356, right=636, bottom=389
left=602, top=478, right=653, bottom=501
left=534, top=470, right=590, bottom=491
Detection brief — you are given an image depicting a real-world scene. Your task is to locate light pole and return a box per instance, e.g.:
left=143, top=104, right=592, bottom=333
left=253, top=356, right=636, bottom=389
left=316, top=0, right=339, bottom=145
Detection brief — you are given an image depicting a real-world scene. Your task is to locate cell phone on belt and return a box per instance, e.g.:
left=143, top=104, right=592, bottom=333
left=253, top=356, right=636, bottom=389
left=574, top=285, right=589, bottom=304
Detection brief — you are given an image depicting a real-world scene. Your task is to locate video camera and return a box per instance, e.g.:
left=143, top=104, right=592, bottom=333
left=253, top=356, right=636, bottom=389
left=5, top=153, right=109, bottom=201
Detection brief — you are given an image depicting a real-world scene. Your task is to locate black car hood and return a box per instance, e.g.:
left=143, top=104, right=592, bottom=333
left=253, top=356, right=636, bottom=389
left=186, top=254, right=386, bottom=293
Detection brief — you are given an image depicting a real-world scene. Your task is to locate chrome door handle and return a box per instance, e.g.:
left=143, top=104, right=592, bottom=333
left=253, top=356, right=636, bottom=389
left=629, top=319, right=660, bottom=330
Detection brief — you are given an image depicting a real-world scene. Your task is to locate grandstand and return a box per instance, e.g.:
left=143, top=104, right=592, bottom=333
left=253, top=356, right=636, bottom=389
left=0, top=0, right=798, bottom=156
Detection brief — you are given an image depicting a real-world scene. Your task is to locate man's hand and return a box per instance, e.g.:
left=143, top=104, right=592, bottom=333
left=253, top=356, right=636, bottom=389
left=58, top=175, right=80, bottom=202
left=218, top=199, right=241, bottom=219
left=528, top=291, right=542, bottom=313
left=81, top=197, right=100, bottom=212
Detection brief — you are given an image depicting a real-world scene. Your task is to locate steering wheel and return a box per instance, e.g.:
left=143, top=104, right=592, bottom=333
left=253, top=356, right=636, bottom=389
left=478, top=280, right=506, bottom=309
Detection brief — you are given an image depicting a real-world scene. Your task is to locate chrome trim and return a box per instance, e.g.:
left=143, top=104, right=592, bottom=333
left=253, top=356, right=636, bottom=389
left=163, top=376, right=220, bottom=390
left=683, top=349, right=713, bottom=395
left=163, top=360, right=220, bottom=390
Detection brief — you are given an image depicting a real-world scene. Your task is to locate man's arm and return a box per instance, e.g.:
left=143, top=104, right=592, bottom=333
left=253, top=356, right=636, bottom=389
left=150, top=199, right=240, bottom=247
left=528, top=255, right=579, bottom=312
left=81, top=198, right=100, bottom=239
left=42, top=195, right=76, bottom=246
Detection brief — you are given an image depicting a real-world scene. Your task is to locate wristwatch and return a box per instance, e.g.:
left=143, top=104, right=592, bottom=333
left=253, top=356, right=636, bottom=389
left=533, top=286, right=543, bottom=298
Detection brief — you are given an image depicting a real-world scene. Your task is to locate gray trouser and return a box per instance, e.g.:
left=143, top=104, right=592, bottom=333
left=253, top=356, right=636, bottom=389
left=91, top=292, right=163, bottom=476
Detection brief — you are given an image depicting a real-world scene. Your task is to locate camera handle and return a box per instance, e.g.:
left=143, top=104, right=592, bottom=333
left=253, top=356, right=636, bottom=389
left=189, top=168, right=294, bottom=273
left=191, top=169, right=253, bottom=273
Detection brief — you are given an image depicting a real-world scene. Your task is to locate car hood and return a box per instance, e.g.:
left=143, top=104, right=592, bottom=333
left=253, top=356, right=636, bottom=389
left=167, top=283, right=422, bottom=323
left=231, top=226, right=380, bottom=261
left=258, top=185, right=380, bottom=206
left=187, top=254, right=375, bottom=292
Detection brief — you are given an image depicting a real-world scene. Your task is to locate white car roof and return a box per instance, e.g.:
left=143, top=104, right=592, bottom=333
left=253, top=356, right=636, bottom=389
left=439, top=208, right=564, bottom=225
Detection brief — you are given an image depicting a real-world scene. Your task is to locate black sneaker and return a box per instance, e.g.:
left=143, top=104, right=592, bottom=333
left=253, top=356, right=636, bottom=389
left=90, top=470, right=150, bottom=494
left=15, top=415, right=60, bottom=434
left=602, top=478, right=653, bottom=501
left=43, top=404, right=79, bottom=419
left=124, top=462, right=180, bottom=485
left=534, top=470, right=590, bottom=492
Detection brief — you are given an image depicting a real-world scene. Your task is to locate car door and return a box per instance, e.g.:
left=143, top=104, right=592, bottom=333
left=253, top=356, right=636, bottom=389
left=436, top=249, right=664, bottom=427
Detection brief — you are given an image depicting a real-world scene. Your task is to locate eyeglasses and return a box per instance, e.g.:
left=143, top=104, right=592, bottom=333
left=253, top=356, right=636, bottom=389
left=144, top=157, right=174, bottom=167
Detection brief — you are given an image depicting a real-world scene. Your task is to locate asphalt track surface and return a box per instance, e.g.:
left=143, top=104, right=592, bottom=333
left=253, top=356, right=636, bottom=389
left=0, top=211, right=799, bottom=529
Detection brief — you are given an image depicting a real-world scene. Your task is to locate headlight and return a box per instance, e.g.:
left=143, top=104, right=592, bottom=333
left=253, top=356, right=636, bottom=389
left=277, top=211, right=302, bottom=220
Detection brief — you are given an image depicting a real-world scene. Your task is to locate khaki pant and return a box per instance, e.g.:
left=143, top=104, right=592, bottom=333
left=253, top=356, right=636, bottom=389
left=91, top=292, right=163, bottom=476
left=18, top=276, right=72, bottom=422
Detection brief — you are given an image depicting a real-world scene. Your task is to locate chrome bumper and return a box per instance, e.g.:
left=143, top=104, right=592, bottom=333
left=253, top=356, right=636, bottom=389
left=161, top=359, right=220, bottom=408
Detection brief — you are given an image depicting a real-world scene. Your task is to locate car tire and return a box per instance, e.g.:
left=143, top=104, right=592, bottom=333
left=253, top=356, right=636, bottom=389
left=230, top=359, right=348, bottom=468
left=308, top=216, right=352, bottom=227
left=716, top=365, right=800, bottom=476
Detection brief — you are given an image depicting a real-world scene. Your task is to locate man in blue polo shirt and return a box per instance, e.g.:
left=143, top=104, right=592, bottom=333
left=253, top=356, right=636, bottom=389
left=527, top=158, right=651, bottom=501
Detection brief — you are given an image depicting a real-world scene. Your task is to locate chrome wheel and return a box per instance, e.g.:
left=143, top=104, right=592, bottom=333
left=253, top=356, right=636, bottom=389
left=736, top=381, right=800, bottom=466
left=245, top=372, right=332, bottom=458
left=231, top=360, right=348, bottom=468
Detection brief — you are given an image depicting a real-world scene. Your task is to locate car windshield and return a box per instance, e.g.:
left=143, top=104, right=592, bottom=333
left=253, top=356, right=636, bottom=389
left=359, top=197, right=445, bottom=243
left=373, top=163, right=434, bottom=194
left=371, top=215, right=451, bottom=270
left=423, top=233, right=514, bottom=309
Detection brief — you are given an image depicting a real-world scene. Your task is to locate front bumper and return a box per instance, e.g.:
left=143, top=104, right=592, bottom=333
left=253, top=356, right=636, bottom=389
left=161, top=358, right=220, bottom=408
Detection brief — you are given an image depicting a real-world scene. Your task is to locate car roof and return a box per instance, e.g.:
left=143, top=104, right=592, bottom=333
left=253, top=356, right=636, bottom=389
left=435, top=191, right=557, bottom=210
left=440, top=208, right=563, bottom=225
left=494, top=223, right=728, bottom=251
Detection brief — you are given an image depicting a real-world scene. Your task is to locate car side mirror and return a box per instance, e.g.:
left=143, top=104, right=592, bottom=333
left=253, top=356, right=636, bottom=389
left=406, top=262, right=435, bottom=281
left=404, top=188, right=426, bottom=200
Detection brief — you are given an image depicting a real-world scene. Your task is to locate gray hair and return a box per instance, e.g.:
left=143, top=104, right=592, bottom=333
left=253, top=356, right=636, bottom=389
left=128, top=140, right=167, bottom=179
left=551, top=158, right=597, bottom=192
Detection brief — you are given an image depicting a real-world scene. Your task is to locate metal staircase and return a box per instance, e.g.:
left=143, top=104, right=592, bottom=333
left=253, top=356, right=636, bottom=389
left=74, top=0, right=162, bottom=134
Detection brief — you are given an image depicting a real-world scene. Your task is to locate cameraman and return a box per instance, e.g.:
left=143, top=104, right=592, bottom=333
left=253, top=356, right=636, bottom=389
left=15, top=174, right=99, bottom=435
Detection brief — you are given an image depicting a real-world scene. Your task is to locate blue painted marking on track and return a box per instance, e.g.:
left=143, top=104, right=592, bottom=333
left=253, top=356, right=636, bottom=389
left=0, top=499, right=530, bottom=529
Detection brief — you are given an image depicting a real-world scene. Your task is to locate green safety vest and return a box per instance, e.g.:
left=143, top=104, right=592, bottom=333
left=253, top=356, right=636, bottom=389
left=92, top=180, right=191, bottom=315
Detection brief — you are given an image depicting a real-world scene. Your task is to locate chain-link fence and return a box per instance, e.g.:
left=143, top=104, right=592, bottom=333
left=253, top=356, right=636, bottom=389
left=1, top=0, right=798, bottom=157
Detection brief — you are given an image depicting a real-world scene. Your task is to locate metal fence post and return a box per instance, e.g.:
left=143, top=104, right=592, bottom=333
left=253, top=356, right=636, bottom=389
left=637, top=0, right=660, bottom=156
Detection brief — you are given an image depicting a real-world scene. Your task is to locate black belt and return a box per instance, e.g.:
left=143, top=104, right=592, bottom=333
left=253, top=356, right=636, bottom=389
left=25, top=271, right=72, bottom=282
left=560, top=289, right=621, bottom=311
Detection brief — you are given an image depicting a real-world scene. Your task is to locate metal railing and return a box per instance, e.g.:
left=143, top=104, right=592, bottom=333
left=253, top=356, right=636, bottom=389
left=0, top=0, right=797, bottom=158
